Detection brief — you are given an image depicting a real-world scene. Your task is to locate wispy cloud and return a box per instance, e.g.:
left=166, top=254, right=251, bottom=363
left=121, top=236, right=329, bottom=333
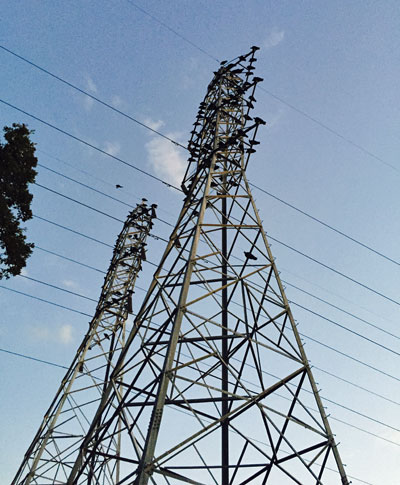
left=103, top=141, right=121, bottom=157
left=111, top=95, right=123, bottom=108
left=58, top=324, right=74, bottom=344
left=83, top=76, right=98, bottom=111
left=62, top=279, right=79, bottom=290
left=144, top=118, right=165, bottom=132
left=263, top=29, right=285, bottom=49
left=145, top=118, right=186, bottom=187
left=29, top=324, right=75, bottom=345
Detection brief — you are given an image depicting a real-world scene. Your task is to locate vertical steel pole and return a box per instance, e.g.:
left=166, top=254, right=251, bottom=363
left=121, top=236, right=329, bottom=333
left=221, top=164, right=229, bottom=485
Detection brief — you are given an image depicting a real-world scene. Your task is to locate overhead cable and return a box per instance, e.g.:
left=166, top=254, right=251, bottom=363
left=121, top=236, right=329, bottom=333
left=0, top=45, right=186, bottom=149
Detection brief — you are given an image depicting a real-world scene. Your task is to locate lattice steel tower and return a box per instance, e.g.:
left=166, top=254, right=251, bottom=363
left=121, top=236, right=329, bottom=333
left=18, top=48, right=349, bottom=484
left=13, top=201, right=157, bottom=484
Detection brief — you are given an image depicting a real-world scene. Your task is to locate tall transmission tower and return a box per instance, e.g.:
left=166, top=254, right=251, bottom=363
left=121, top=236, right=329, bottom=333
left=17, top=47, right=349, bottom=485
left=13, top=201, right=157, bottom=485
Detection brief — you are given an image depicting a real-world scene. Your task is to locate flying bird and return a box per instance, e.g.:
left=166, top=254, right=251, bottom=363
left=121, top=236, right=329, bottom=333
left=115, top=184, right=123, bottom=189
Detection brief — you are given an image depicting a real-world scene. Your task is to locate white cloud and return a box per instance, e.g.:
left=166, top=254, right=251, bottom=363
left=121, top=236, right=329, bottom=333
left=144, top=118, right=165, bottom=132
left=263, top=29, right=285, bottom=49
left=266, top=106, right=286, bottom=129
left=111, top=95, right=123, bottom=108
left=86, top=76, right=98, bottom=93
left=145, top=125, right=186, bottom=187
left=83, top=76, right=98, bottom=111
left=58, top=324, right=74, bottom=344
left=29, top=323, right=75, bottom=345
left=62, top=279, right=78, bottom=289
left=103, top=141, right=121, bottom=157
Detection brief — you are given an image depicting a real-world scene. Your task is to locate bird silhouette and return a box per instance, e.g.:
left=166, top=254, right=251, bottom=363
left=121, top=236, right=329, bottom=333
left=115, top=184, right=123, bottom=189
left=244, top=251, right=258, bottom=261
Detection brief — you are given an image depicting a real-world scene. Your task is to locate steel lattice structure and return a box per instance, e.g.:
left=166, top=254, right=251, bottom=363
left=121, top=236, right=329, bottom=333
left=13, top=201, right=157, bottom=485
left=60, top=48, right=349, bottom=485
left=16, top=47, right=349, bottom=485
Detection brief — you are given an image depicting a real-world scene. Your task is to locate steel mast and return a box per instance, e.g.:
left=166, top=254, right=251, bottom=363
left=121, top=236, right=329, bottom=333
left=13, top=201, right=157, bottom=485
left=65, top=47, right=349, bottom=484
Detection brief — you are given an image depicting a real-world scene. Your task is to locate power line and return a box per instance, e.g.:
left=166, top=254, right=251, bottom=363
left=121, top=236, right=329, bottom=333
left=35, top=246, right=105, bottom=273
left=38, top=162, right=174, bottom=228
left=125, top=1, right=219, bottom=62
left=0, top=98, right=179, bottom=190
left=0, top=284, right=91, bottom=316
left=3, top=44, right=400, bottom=266
left=30, top=224, right=400, bottom=406
left=0, top=347, right=68, bottom=370
left=250, top=181, right=400, bottom=266
left=37, top=173, right=400, bottom=308
left=31, top=177, right=400, bottom=349
left=284, top=279, right=400, bottom=341
left=34, top=216, right=399, bottom=346
left=39, top=163, right=134, bottom=209
left=313, top=366, right=400, bottom=407
left=35, top=162, right=400, bottom=330
left=4, top=20, right=394, bottom=179
left=2, top=41, right=399, bottom=269
left=3, top=98, right=399, bottom=307
left=3, top=37, right=396, bottom=483
left=12, top=249, right=400, bottom=397
left=19, top=275, right=97, bottom=302
left=122, top=4, right=399, bottom=175
left=34, top=214, right=114, bottom=248
left=2, top=279, right=399, bottom=445
left=269, top=234, right=400, bottom=307
left=5, top=271, right=400, bottom=445
left=302, top=332, right=400, bottom=383
left=34, top=182, right=124, bottom=223
left=2, top=96, right=398, bottom=277
left=257, top=86, right=400, bottom=174
left=291, top=300, right=400, bottom=357
left=3, top=62, right=399, bottom=430
left=31, top=219, right=400, bottom=359
left=281, top=264, right=398, bottom=327
left=0, top=45, right=187, bottom=150
left=0, top=346, right=386, bottom=485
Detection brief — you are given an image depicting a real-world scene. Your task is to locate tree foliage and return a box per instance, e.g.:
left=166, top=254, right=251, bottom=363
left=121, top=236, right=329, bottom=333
left=0, top=123, right=38, bottom=279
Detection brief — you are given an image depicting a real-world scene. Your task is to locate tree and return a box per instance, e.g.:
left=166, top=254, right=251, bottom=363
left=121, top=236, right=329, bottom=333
left=0, top=123, right=38, bottom=279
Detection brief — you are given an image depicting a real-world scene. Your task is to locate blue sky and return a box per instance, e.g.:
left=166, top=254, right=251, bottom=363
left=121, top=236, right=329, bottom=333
left=1, top=1, right=399, bottom=483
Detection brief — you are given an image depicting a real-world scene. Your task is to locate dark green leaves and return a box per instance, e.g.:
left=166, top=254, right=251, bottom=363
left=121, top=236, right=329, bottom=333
left=0, top=123, right=37, bottom=279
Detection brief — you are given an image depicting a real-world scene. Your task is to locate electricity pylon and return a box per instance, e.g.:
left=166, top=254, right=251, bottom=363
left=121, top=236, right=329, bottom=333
left=13, top=201, right=157, bottom=485
left=67, top=47, right=346, bottom=484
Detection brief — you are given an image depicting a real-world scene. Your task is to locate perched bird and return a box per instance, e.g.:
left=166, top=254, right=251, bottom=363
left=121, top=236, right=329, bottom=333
left=116, top=184, right=123, bottom=189
left=244, top=251, right=258, bottom=261
left=254, top=117, right=266, bottom=125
